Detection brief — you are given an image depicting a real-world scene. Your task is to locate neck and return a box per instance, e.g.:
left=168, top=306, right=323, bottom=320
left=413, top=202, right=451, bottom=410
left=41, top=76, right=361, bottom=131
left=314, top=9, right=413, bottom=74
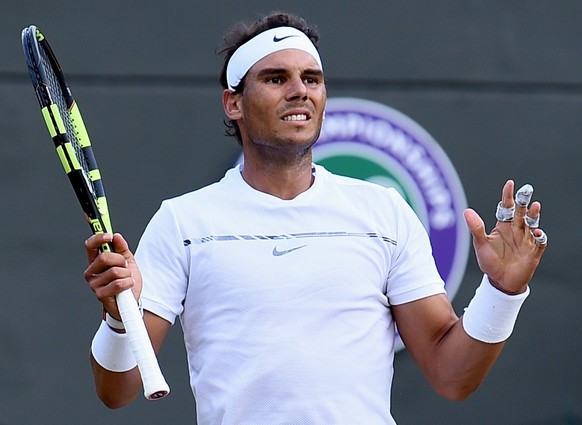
left=241, top=152, right=314, bottom=200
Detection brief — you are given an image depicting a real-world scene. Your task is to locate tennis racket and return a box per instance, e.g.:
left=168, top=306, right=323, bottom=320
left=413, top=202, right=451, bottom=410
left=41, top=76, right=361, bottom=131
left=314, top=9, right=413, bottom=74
left=21, top=25, right=169, bottom=400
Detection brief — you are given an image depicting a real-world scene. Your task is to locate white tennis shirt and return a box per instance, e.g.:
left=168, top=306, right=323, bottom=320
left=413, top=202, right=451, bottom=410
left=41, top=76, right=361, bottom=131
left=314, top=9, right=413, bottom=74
left=136, top=164, right=445, bottom=425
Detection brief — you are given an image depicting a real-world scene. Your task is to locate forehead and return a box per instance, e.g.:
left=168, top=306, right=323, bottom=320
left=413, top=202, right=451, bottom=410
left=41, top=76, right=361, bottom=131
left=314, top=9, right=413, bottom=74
left=249, top=49, right=323, bottom=74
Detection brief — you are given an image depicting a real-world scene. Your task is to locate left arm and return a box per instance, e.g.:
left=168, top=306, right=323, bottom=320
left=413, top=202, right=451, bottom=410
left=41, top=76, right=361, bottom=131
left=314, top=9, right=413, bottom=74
left=392, top=180, right=547, bottom=401
left=392, top=293, right=503, bottom=401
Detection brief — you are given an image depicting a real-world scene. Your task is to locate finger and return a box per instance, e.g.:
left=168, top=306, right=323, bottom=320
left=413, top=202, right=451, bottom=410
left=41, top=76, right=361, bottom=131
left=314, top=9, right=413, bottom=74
left=94, top=275, right=135, bottom=318
left=524, top=201, right=541, bottom=229
left=83, top=250, right=128, bottom=289
left=85, top=249, right=127, bottom=274
left=514, top=183, right=534, bottom=224
left=501, top=179, right=515, bottom=208
left=92, top=268, right=135, bottom=297
left=495, top=180, right=516, bottom=222
left=532, top=228, right=548, bottom=248
left=85, top=233, right=113, bottom=262
left=515, top=184, right=534, bottom=208
left=85, top=258, right=135, bottom=316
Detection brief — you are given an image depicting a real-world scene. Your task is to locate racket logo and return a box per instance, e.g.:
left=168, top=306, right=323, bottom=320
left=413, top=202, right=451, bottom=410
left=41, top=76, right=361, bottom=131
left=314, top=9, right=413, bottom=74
left=90, top=218, right=104, bottom=233
left=35, top=28, right=45, bottom=41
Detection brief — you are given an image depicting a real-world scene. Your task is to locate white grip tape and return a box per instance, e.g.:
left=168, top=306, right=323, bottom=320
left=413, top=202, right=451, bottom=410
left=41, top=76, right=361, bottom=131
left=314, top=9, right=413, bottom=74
left=116, top=289, right=170, bottom=399
left=462, top=275, right=530, bottom=343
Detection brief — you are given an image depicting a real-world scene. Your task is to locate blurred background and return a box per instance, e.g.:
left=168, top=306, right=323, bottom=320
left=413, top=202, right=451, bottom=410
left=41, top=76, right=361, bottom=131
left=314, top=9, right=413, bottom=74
left=1, top=1, right=580, bottom=424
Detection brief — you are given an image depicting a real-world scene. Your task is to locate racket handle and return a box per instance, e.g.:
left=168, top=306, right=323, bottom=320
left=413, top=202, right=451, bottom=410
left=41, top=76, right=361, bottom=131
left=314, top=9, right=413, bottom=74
left=115, top=289, right=170, bottom=400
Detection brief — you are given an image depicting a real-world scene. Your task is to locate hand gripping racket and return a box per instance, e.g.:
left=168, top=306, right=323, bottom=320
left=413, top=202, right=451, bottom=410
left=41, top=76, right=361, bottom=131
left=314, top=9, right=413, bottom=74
left=21, top=25, right=169, bottom=400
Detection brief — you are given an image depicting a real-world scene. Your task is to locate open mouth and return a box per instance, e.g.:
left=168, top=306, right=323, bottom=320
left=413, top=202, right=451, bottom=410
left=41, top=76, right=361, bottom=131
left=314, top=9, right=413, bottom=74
left=282, top=114, right=309, bottom=122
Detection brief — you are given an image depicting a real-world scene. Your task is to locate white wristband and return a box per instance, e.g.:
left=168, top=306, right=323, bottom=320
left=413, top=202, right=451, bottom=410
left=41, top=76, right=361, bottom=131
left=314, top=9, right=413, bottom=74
left=104, top=298, right=144, bottom=331
left=105, top=312, right=125, bottom=331
left=91, top=321, right=137, bottom=372
left=462, top=274, right=530, bottom=343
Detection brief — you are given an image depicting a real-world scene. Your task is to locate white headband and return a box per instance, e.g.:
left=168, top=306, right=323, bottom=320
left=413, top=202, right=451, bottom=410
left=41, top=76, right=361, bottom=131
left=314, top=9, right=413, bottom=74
left=226, top=26, right=323, bottom=91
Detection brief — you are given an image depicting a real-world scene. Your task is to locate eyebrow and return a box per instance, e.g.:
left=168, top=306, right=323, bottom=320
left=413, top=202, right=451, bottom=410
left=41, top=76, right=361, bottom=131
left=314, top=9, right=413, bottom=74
left=255, top=67, right=324, bottom=78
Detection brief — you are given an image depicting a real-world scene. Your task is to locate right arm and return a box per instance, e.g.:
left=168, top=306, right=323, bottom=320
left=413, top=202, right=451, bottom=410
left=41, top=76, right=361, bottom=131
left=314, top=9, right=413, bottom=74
left=84, top=233, right=171, bottom=408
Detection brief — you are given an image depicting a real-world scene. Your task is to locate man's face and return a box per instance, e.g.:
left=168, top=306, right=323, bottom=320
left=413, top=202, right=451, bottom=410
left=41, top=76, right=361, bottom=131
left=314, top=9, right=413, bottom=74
left=234, top=49, right=327, bottom=156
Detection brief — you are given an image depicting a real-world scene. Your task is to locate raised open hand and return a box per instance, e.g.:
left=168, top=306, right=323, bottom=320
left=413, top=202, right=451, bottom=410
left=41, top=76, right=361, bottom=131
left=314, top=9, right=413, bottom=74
left=463, top=180, right=547, bottom=295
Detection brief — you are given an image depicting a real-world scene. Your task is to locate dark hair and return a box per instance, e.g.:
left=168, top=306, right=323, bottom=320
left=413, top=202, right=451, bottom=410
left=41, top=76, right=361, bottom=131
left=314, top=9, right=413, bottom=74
left=217, top=12, right=321, bottom=145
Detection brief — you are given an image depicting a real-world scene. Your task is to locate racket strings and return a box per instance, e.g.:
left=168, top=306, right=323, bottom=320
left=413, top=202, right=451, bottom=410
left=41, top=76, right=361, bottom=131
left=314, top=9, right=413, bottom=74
left=23, top=37, right=44, bottom=99
left=38, top=46, right=98, bottom=199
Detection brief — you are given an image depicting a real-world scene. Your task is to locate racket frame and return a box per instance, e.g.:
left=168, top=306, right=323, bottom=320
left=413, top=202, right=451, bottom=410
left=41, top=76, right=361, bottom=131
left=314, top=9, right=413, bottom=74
left=21, top=25, right=169, bottom=400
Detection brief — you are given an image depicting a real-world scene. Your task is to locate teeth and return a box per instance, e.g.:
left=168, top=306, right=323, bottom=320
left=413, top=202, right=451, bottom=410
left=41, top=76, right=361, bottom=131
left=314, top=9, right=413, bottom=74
left=283, top=114, right=308, bottom=121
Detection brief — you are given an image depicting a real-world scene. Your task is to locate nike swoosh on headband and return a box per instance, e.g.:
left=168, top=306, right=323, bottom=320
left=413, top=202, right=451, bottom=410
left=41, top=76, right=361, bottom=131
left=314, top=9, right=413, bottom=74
left=273, top=34, right=299, bottom=42
left=272, top=245, right=307, bottom=256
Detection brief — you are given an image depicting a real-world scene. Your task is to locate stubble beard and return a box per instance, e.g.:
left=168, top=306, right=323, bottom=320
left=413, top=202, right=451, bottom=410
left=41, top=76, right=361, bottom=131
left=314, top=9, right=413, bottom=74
left=253, top=131, right=320, bottom=167
left=245, top=117, right=322, bottom=167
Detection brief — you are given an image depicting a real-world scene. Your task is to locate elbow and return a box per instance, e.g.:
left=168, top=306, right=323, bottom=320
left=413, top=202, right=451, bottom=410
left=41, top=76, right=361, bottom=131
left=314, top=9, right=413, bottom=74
left=102, top=400, right=125, bottom=410
left=433, top=381, right=480, bottom=402
left=425, top=362, right=488, bottom=402
left=90, top=355, right=141, bottom=409
left=93, top=375, right=140, bottom=410
left=97, top=390, right=133, bottom=410
left=439, top=388, right=474, bottom=402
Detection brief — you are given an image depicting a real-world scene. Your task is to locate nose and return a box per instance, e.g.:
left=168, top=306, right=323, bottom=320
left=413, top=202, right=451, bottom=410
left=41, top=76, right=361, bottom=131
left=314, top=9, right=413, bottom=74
left=286, top=75, right=308, bottom=101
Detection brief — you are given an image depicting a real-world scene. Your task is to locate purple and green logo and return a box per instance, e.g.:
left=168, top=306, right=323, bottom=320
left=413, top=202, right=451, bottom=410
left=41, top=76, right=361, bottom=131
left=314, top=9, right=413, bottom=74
left=315, top=98, right=469, bottom=351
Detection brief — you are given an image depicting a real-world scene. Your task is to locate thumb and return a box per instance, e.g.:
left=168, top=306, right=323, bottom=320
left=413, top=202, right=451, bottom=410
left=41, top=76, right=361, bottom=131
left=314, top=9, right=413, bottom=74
left=463, top=208, right=487, bottom=246
left=111, top=233, right=134, bottom=260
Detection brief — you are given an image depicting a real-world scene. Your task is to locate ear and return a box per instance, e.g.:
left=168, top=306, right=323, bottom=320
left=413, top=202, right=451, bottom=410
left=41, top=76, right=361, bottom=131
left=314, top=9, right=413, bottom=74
left=222, top=89, right=242, bottom=120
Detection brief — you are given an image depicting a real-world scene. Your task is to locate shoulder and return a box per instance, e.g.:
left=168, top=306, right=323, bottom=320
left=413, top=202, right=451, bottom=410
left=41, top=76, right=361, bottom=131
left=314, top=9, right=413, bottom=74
left=316, top=164, right=406, bottom=204
left=163, top=167, right=240, bottom=207
left=316, top=165, right=425, bottom=233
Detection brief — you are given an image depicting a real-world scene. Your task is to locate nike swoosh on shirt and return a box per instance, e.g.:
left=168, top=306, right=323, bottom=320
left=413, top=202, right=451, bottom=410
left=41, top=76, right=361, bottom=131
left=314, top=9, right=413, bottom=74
left=272, top=245, right=307, bottom=256
left=273, top=34, right=299, bottom=42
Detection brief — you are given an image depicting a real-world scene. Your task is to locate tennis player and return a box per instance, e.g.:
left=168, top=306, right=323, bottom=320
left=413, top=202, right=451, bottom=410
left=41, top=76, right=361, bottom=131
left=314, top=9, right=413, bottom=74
left=84, top=12, right=547, bottom=424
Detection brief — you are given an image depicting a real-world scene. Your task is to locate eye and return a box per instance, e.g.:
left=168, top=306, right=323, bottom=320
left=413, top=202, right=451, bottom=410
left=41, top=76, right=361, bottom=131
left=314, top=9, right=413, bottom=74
left=303, top=73, right=324, bottom=85
left=267, top=76, right=284, bottom=84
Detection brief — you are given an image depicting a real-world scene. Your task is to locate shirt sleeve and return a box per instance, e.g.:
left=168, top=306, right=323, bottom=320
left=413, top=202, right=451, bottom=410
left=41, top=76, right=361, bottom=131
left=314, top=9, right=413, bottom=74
left=135, top=200, right=190, bottom=325
left=385, top=194, right=446, bottom=305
